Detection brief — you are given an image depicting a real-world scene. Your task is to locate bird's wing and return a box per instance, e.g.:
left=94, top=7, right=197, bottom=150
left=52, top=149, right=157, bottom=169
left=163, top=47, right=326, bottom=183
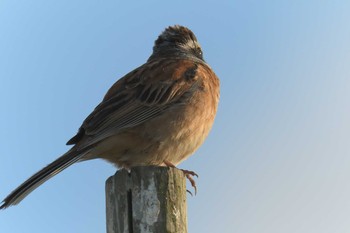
left=67, top=58, right=203, bottom=147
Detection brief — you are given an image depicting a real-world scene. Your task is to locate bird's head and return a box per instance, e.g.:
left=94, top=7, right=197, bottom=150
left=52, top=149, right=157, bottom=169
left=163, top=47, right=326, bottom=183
left=150, top=25, right=204, bottom=61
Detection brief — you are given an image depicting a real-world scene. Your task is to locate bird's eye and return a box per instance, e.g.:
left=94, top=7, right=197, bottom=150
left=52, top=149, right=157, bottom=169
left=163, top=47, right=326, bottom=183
left=196, top=48, right=203, bottom=59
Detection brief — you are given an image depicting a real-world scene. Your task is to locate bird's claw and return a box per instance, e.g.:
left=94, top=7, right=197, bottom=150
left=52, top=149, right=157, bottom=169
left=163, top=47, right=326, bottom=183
left=163, top=160, right=199, bottom=195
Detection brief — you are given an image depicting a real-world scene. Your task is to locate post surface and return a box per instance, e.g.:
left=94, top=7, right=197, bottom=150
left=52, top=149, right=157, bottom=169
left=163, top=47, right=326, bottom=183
left=106, top=166, right=188, bottom=233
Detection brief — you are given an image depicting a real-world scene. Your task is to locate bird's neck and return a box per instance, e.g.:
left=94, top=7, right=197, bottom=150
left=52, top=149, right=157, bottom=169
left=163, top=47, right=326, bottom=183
left=148, top=48, right=204, bottom=64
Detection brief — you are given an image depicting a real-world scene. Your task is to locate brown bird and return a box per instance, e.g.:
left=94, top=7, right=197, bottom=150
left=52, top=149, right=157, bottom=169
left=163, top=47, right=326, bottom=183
left=1, top=25, right=220, bottom=209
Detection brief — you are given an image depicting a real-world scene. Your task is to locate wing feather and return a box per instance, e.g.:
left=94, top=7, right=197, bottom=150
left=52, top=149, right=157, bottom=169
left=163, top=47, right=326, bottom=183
left=68, top=58, right=204, bottom=147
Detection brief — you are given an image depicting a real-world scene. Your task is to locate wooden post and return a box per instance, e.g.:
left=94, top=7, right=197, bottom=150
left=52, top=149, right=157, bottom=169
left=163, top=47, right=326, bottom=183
left=106, top=166, right=188, bottom=233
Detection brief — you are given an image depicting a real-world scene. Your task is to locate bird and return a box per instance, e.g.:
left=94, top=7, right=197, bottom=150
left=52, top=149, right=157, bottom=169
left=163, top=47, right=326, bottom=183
left=0, top=25, right=220, bottom=209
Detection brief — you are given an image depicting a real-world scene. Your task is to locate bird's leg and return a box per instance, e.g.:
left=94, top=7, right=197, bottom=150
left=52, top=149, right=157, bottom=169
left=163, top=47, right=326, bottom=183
left=163, top=160, right=199, bottom=195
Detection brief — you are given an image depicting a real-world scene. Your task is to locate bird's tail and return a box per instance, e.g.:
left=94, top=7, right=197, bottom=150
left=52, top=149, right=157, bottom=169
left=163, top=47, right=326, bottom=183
left=0, top=148, right=90, bottom=209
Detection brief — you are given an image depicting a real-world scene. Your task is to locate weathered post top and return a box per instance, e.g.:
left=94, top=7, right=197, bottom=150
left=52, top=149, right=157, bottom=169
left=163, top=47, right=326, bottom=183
left=106, top=166, right=188, bottom=233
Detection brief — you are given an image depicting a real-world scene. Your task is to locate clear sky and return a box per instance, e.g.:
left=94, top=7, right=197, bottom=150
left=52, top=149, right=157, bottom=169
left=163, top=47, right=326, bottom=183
left=1, top=1, right=350, bottom=233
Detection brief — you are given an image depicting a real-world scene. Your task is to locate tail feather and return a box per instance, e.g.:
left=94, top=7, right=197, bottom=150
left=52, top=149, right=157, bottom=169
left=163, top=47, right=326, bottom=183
left=0, top=148, right=89, bottom=209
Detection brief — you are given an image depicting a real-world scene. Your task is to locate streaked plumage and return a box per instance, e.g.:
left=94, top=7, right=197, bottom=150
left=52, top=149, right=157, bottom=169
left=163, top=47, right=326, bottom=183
left=1, top=25, right=220, bottom=209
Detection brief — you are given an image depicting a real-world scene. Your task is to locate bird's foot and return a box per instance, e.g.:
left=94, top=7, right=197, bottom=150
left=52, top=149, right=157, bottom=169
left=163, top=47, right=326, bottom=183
left=163, top=160, right=199, bottom=195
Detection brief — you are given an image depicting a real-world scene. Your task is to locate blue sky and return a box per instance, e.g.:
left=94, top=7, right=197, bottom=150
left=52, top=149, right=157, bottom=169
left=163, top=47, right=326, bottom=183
left=1, top=1, right=350, bottom=232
